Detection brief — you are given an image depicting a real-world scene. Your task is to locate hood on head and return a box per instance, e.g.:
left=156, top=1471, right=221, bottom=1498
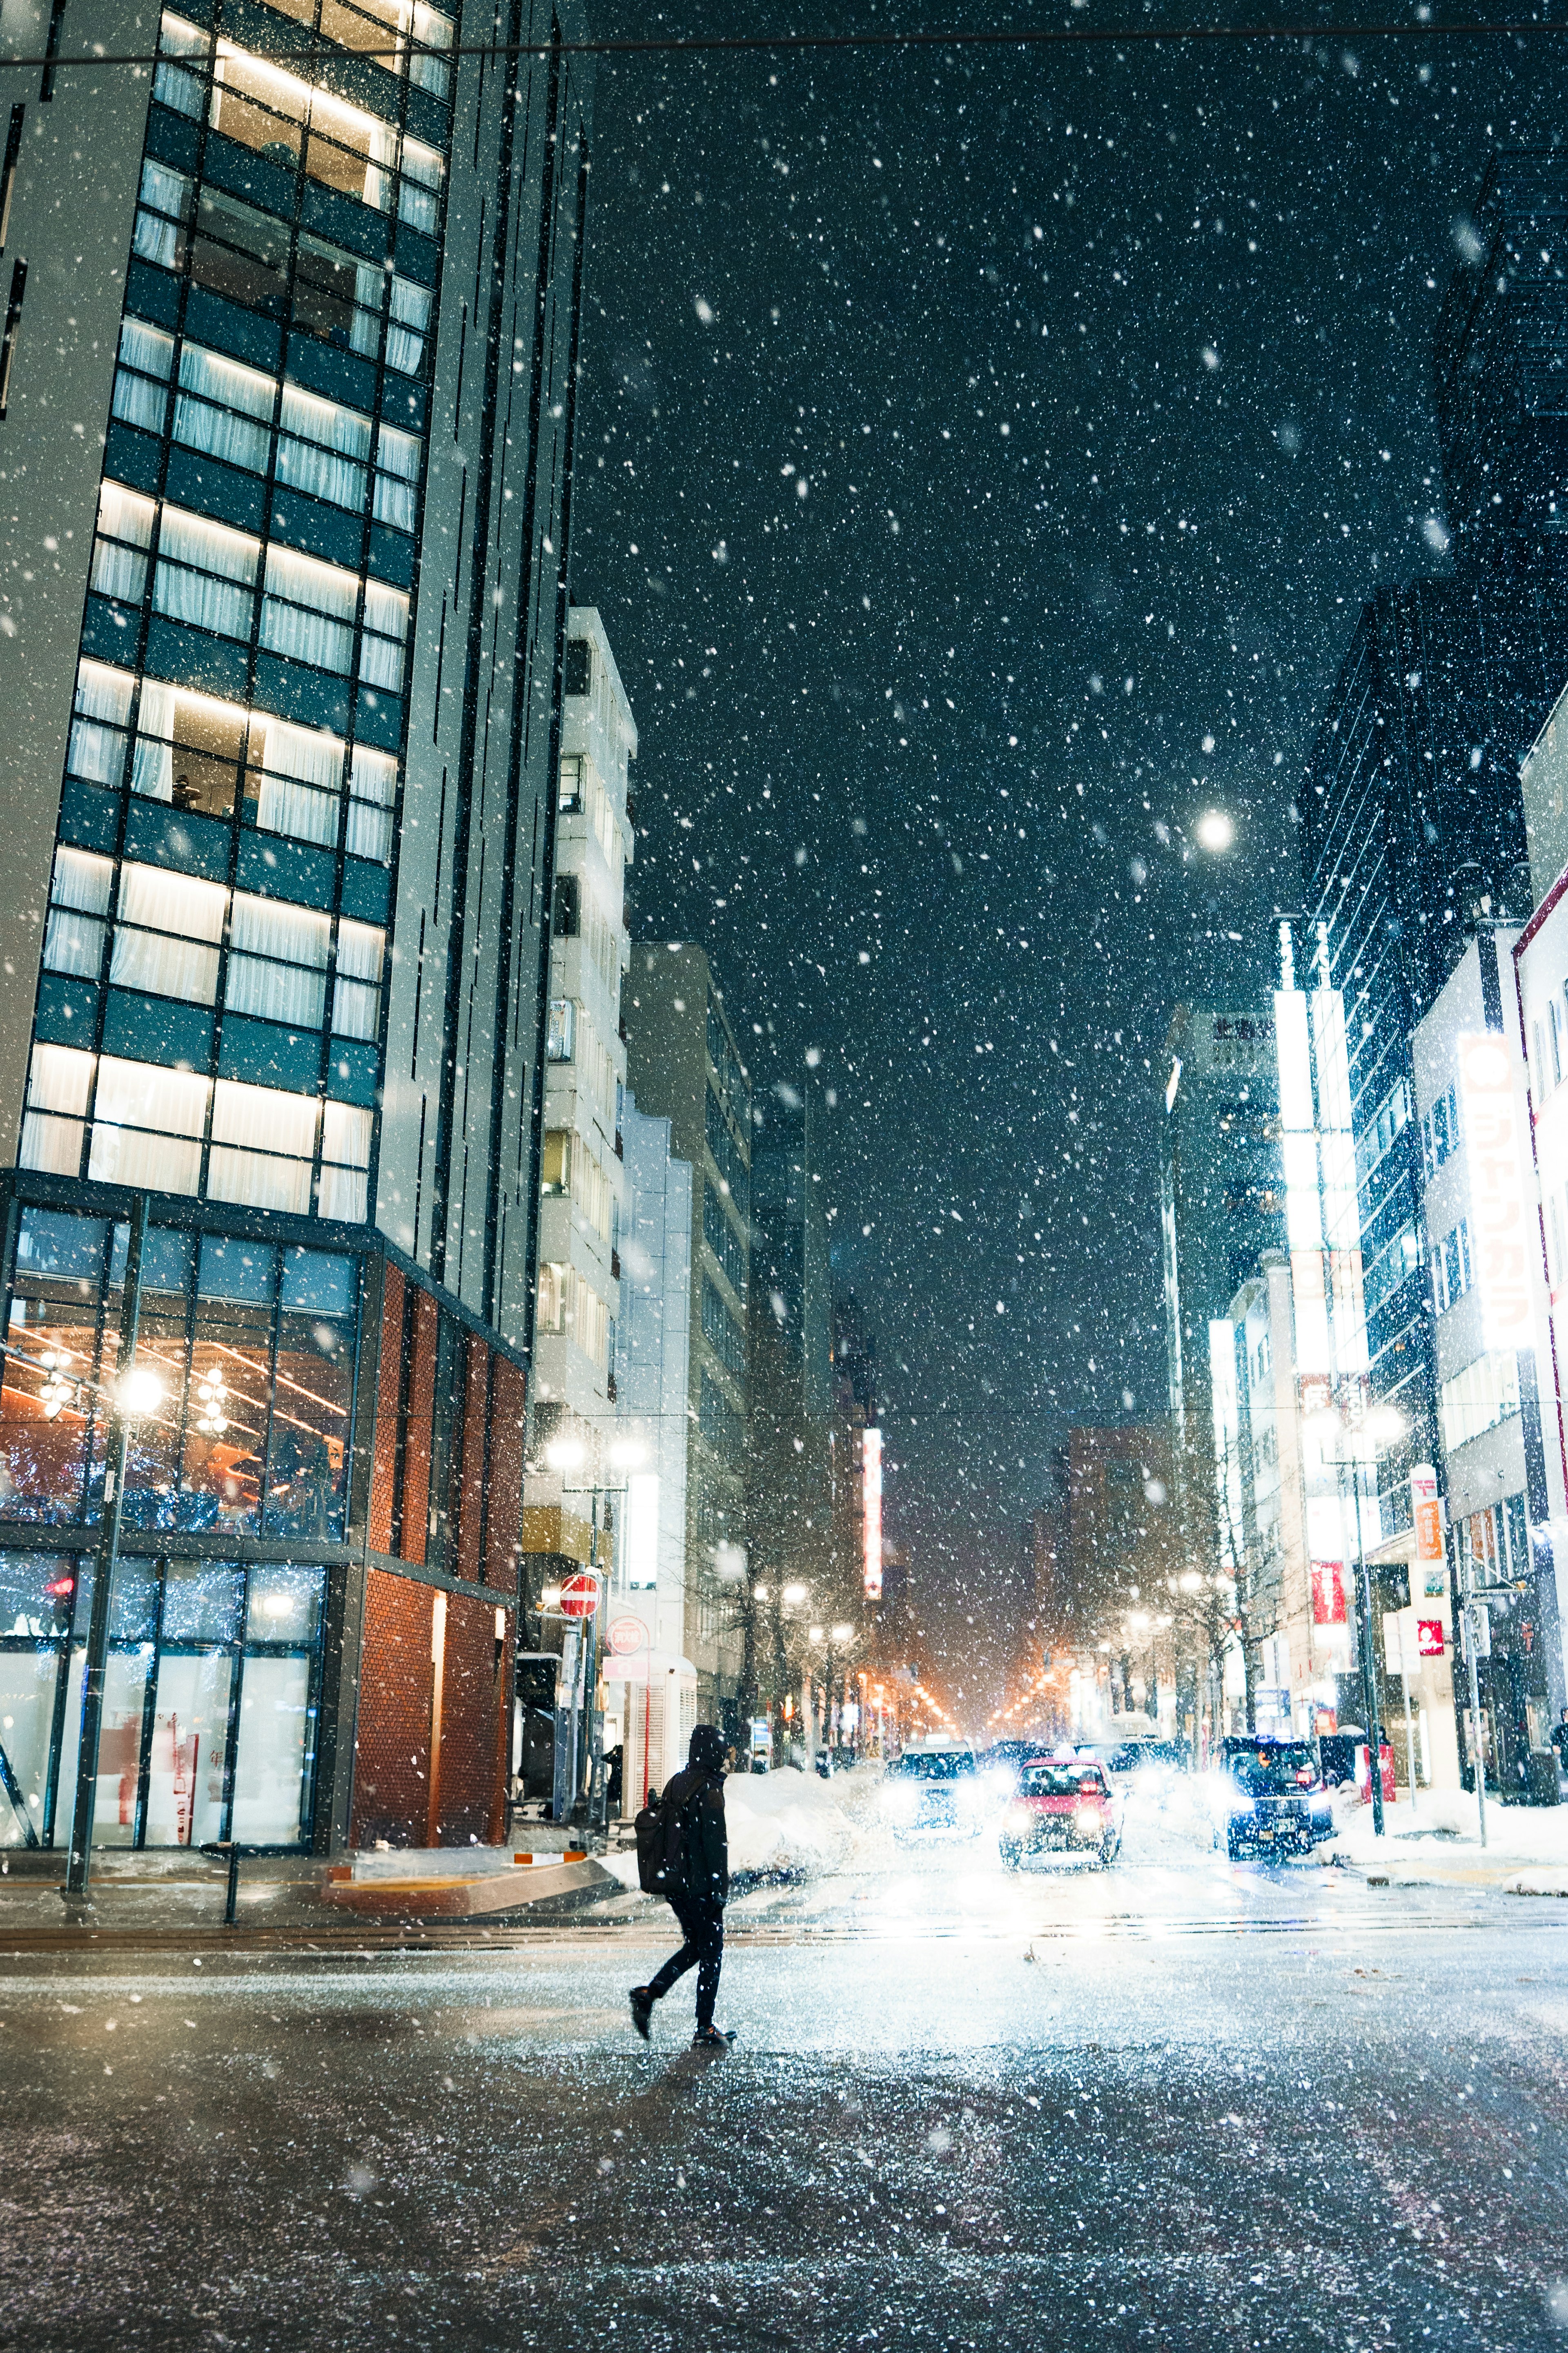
left=689, top=1723, right=726, bottom=1774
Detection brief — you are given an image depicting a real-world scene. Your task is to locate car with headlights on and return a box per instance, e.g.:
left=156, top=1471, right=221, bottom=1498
left=998, top=1755, right=1122, bottom=1870
left=883, top=1744, right=985, bottom=1838
left=1209, top=1736, right=1334, bottom=1859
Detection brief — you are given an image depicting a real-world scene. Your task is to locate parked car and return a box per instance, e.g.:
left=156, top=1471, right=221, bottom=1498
left=999, top=1756, right=1122, bottom=1870
left=883, top=1746, right=987, bottom=1838
left=1208, top=1736, right=1334, bottom=1859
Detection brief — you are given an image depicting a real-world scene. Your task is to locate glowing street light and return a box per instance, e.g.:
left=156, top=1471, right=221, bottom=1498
left=118, top=1363, right=165, bottom=1419
left=1196, top=807, right=1235, bottom=854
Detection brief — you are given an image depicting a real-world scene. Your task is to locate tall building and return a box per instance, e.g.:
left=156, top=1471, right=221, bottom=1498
left=1159, top=1004, right=1284, bottom=1575
left=746, top=1077, right=835, bottom=1683
left=622, top=943, right=750, bottom=1732
left=0, top=1, right=592, bottom=1856
left=605, top=1089, right=695, bottom=1808
left=521, top=610, right=635, bottom=1628
left=1301, top=149, right=1568, bottom=1541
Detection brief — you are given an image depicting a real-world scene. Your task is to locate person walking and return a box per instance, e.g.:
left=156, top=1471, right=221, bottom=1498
left=630, top=1723, right=731, bottom=2048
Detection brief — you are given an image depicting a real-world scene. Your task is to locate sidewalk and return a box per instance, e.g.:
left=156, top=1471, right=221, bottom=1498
left=1326, top=1785, right=1568, bottom=1895
left=0, top=1841, right=619, bottom=1948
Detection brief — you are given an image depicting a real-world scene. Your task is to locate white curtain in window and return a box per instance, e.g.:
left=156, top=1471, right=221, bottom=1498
left=87, top=1056, right=210, bottom=1194
left=255, top=716, right=343, bottom=848
left=68, top=662, right=133, bottom=786
left=153, top=11, right=209, bottom=114
left=20, top=1047, right=94, bottom=1177
left=92, top=484, right=154, bottom=604
left=351, top=259, right=383, bottom=359
left=43, top=850, right=113, bottom=979
left=130, top=678, right=176, bottom=802
left=372, top=425, right=420, bottom=532
left=332, top=920, right=383, bottom=1039
left=385, top=273, right=430, bottom=375
left=113, top=318, right=174, bottom=433
left=397, top=136, right=441, bottom=233
left=111, top=862, right=225, bottom=1002
left=346, top=745, right=395, bottom=862
left=318, top=1101, right=371, bottom=1221
left=208, top=1080, right=316, bottom=1214
left=226, top=894, right=330, bottom=1026
left=261, top=546, right=356, bottom=675
left=154, top=506, right=258, bottom=641
left=175, top=343, right=275, bottom=474
left=133, top=159, right=187, bottom=268
left=359, top=580, right=408, bottom=693
left=277, top=383, right=371, bottom=511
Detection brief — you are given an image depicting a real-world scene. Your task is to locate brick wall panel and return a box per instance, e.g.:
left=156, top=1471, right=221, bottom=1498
left=352, top=1566, right=434, bottom=1848
left=400, top=1287, right=438, bottom=1566
left=367, top=1265, right=405, bottom=1556
left=434, top=1587, right=506, bottom=1845
left=485, top=1357, right=526, bottom=1591
left=456, top=1335, right=488, bottom=1586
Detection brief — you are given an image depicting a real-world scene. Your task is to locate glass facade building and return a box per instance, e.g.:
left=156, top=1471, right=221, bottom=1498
left=0, top=0, right=592, bottom=1852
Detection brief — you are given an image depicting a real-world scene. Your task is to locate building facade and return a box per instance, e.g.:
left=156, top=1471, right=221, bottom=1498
left=0, top=0, right=592, bottom=1854
left=1300, top=149, right=1568, bottom=1546
left=1159, top=1004, right=1285, bottom=1582
left=623, top=943, right=750, bottom=1731
left=521, top=610, right=635, bottom=1635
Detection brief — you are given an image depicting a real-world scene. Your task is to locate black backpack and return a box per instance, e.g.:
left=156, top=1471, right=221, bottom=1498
left=635, top=1782, right=694, bottom=1896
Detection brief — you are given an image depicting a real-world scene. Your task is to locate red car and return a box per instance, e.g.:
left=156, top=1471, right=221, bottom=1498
left=999, top=1756, right=1123, bottom=1870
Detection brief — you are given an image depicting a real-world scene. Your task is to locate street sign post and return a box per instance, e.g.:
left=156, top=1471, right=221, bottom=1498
left=559, top=1572, right=601, bottom=1621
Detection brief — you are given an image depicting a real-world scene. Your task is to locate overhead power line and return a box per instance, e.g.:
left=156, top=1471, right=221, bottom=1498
left=3, top=14, right=1568, bottom=76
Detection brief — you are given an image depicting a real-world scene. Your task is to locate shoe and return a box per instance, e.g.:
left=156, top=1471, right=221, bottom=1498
left=629, top=1987, right=654, bottom=2042
left=691, top=2025, right=734, bottom=2049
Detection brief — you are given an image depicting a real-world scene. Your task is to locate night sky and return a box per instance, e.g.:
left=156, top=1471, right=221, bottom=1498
left=569, top=7, right=1568, bottom=1702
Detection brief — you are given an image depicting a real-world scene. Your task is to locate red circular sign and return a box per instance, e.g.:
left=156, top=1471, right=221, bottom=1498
left=608, top=1615, right=647, bottom=1657
left=559, top=1572, right=601, bottom=1620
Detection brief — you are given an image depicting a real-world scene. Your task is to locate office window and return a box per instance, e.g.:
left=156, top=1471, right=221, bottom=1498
left=131, top=157, right=189, bottom=273
left=91, top=481, right=154, bottom=605
left=111, top=863, right=226, bottom=1004
left=276, top=381, right=371, bottom=512
left=154, top=506, right=259, bottom=642
left=174, top=343, right=276, bottom=475
left=332, top=921, right=383, bottom=1039
left=319, top=1101, right=371, bottom=1221
left=225, top=894, right=331, bottom=1028
left=565, top=638, right=591, bottom=697
left=384, top=275, right=432, bottom=375
left=397, top=138, right=443, bottom=232
left=18, top=1046, right=93, bottom=1177
left=88, top=1057, right=211, bottom=1194
left=261, top=544, right=356, bottom=675
left=347, top=743, right=396, bottom=862
left=152, top=11, right=208, bottom=115
left=66, top=662, right=132, bottom=790
left=294, top=231, right=383, bottom=361
left=42, top=849, right=113, bottom=981
left=558, top=754, right=584, bottom=812
left=1439, top=1351, right=1521, bottom=1452
left=194, top=184, right=291, bottom=312
left=552, top=873, right=580, bottom=938
left=545, top=999, right=575, bottom=1062
left=251, top=713, right=342, bottom=848
left=540, top=1130, right=571, bottom=1194
left=209, top=1080, right=317, bottom=1214
left=111, top=316, right=173, bottom=436
left=132, top=680, right=248, bottom=817
left=372, top=423, right=421, bottom=532
left=359, top=579, right=408, bottom=692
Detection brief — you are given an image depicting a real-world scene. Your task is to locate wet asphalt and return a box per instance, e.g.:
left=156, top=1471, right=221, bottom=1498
left=3, top=1801, right=1568, bottom=2352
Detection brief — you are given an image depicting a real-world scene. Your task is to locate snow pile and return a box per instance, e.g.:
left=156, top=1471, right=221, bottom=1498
left=1327, top=1784, right=1568, bottom=1889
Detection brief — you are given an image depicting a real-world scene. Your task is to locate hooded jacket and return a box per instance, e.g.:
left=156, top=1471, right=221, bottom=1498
left=662, top=1729, right=729, bottom=1905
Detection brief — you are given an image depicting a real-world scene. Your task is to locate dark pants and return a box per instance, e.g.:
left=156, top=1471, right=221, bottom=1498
left=646, top=1894, right=724, bottom=2030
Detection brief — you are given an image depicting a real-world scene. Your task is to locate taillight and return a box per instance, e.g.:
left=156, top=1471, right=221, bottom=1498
left=1296, top=1769, right=1315, bottom=1787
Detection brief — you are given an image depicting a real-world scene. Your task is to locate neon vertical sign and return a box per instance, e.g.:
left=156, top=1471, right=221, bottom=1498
left=863, top=1425, right=883, bottom=1600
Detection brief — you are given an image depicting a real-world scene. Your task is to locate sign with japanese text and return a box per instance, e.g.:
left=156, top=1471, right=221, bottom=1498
left=1417, top=1619, right=1446, bottom=1658
left=1457, top=1033, right=1533, bottom=1351
left=1311, top=1561, right=1348, bottom=1626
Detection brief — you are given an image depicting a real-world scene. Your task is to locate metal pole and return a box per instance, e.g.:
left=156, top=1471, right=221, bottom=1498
left=1397, top=1614, right=1418, bottom=1817
left=1348, top=1449, right=1385, bottom=1837
left=1462, top=1549, right=1488, bottom=1849
left=65, top=1196, right=149, bottom=1902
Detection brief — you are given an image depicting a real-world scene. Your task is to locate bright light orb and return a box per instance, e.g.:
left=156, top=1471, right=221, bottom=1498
left=118, top=1365, right=165, bottom=1418
left=1196, top=807, right=1235, bottom=854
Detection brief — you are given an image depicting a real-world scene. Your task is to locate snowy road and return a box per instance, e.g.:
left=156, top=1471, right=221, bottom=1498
left=4, top=1797, right=1568, bottom=2350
